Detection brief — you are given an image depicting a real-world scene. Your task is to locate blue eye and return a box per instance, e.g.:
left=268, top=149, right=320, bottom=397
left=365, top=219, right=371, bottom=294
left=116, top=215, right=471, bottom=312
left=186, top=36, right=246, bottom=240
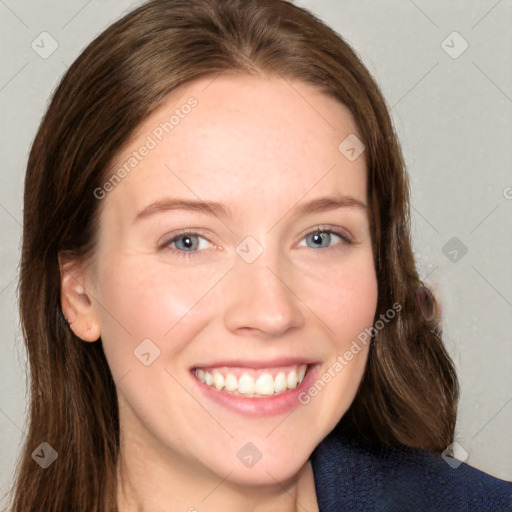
left=172, top=233, right=203, bottom=251
left=161, top=230, right=212, bottom=260
left=302, top=229, right=351, bottom=249
left=159, top=225, right=353, bottom=261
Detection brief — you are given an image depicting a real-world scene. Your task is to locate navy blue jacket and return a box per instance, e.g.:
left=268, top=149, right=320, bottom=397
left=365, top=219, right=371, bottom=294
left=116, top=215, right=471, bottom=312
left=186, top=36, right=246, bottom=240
left=310, top=430, right=512, bottom=511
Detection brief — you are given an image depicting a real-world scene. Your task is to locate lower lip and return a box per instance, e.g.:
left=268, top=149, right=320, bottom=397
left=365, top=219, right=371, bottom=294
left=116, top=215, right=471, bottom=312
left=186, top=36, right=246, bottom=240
left=190, top=364, right=321, bottom=417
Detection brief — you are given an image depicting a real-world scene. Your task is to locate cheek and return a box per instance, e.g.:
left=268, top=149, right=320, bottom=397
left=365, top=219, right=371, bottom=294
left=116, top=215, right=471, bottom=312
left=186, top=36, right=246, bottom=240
left=99, top=249, right=216, bottom=323
left=297, top=265, right=377, bottom=437
left=300, top=250, right=378, bottom=344
left=333, top=268, right=378, bottom=342
left=93, top=254, right=217, bottom=380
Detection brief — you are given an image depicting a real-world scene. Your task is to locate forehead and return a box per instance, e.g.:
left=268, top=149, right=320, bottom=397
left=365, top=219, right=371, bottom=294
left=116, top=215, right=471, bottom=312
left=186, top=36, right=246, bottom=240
left=104, top=74, right=367, bottom=216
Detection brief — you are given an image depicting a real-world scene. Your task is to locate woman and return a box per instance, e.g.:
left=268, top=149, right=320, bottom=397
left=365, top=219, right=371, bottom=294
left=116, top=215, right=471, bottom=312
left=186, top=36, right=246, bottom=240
left=6, top=0, right=512, bottom=510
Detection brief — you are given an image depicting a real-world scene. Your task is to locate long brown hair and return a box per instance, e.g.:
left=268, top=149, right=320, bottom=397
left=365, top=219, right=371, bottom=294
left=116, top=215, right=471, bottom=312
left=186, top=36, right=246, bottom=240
left=8, top=0, right=458, bottom=510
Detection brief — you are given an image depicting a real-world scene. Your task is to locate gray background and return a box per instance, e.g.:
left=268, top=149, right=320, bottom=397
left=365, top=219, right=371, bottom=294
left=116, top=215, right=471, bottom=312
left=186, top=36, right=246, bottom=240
left=1, top=0, right=511, bottom=505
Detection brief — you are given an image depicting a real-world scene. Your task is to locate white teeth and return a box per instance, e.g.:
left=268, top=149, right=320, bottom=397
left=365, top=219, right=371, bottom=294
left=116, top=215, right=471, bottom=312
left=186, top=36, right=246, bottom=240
left=287, top=369, right=298, bottom=390
left=212, top=371, right=224, bottom=390
left=255, top=373, right=274, bottom=396
left=274, top=372, right=287, bottom=393
left=194, top=364, right=308, bottom=397
left=238, top=374, right=255, bottom=394
left=224, top=373, right=238, bottom=392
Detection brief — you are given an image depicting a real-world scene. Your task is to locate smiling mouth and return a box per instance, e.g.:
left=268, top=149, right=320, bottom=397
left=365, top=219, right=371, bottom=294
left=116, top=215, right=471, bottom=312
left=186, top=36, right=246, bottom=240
left=192, top=364, right=309, bottom=397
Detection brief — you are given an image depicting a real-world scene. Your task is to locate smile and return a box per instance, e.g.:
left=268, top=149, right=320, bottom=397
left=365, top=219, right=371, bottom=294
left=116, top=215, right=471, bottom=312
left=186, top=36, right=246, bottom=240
left=193, top=364, right=308, bottom=397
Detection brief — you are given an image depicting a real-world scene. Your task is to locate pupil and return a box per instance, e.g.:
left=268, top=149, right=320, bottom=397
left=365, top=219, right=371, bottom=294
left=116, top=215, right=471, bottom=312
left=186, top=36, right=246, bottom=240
left=313, top=233, right=324, bottom=246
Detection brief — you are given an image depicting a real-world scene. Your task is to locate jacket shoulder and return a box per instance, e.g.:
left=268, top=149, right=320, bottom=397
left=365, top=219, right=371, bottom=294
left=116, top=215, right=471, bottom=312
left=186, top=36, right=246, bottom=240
left=379, top=439, right=512, bottom=510
left=311, top=431, right=512, bottom=511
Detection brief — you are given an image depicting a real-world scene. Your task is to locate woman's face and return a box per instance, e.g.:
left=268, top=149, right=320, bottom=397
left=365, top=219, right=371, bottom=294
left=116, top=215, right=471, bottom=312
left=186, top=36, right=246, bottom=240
left=72, top=74, right=377, bottom=490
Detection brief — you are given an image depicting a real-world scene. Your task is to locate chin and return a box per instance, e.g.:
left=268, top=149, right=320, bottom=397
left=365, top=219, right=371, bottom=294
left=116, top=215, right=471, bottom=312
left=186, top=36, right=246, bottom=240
left=224, top=458, right=310, bottom=488
left=208, top=438, right=315, bottom=488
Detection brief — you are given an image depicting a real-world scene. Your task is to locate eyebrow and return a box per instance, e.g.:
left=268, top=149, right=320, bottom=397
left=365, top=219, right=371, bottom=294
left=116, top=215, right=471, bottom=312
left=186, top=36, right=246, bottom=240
left=133, top=195, right=368, bottom=224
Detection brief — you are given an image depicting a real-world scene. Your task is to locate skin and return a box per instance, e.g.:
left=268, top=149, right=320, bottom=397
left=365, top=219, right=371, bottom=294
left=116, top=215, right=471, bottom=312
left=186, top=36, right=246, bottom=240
left=60, top=74, right=378, bottom=512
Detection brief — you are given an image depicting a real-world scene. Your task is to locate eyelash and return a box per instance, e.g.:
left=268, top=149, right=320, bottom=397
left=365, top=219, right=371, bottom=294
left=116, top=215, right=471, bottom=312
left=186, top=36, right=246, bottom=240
left=159, top=225, right=353, bottom=261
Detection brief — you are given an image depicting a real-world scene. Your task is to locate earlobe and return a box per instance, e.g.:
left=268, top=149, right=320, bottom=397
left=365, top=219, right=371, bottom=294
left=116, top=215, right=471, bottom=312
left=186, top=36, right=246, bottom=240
left=59, top=254, right=101, bottom=343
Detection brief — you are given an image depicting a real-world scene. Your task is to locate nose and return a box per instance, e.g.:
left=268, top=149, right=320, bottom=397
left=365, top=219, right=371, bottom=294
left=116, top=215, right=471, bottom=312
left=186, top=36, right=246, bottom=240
left=222, top=245, right=305, bottom=338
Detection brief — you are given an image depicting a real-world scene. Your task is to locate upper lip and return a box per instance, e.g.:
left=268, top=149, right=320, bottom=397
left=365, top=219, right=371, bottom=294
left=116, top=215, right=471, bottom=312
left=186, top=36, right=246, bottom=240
left=191, top=357, right=318, bottom=369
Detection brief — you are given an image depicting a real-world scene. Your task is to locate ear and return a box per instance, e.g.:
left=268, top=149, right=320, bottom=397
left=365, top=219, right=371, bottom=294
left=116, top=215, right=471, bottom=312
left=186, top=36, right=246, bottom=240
left=58, top=252, right=101, bottom=342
